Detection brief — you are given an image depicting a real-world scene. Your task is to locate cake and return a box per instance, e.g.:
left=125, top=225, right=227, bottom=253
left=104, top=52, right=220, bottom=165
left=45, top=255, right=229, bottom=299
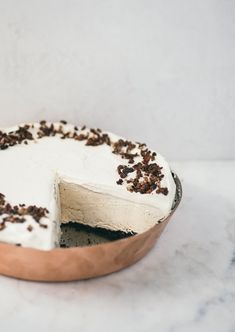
left=0, top=121, right=176, bottom=250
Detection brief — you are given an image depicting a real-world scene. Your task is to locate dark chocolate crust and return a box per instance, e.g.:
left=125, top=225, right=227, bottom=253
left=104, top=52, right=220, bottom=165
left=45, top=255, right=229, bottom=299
left=60, top=222, right=135, bottom=248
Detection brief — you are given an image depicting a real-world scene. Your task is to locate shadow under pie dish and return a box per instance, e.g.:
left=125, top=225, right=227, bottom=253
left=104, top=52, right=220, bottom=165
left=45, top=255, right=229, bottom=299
left=0, top=121, right=182, bottom=281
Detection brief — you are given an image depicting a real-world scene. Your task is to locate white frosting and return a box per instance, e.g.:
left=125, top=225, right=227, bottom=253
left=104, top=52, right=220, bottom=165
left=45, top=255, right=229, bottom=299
left=0, top=122, right=176, bottom=250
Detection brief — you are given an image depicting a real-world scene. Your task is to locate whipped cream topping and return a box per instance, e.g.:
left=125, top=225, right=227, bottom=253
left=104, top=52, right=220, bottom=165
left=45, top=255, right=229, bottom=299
left=0, top=121, right=176, bottom=249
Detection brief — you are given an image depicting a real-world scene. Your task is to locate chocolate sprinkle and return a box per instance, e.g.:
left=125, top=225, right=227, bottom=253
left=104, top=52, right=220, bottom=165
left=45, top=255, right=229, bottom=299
left=27, top=225, right=33, bottom=232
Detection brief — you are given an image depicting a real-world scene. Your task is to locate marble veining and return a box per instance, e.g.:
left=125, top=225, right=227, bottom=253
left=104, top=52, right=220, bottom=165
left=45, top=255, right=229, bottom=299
left=0, top=161, right=234, bottom=332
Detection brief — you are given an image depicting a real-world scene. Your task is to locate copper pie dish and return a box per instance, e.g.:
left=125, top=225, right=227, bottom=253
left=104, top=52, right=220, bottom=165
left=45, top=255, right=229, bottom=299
left=0, top=173, right=182, bottom=282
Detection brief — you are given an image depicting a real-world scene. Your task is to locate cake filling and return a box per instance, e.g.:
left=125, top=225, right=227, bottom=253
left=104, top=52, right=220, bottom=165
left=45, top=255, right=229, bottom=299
left=59, top=179, right=168, bottom=234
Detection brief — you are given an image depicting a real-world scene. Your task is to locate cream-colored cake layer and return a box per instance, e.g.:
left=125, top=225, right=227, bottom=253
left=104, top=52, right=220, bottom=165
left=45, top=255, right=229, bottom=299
left=59, top=180, right=170, bottom=234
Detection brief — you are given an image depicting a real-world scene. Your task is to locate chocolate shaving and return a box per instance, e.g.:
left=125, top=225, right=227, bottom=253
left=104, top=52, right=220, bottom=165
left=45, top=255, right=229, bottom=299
left=39, top=223, right=48, bottom=229
left=27, top=225, right=33, bottom=232
left=117, top=165, right=134, bottom=179
left=86, top=129, right=111, bottom=146
left=0, top=223, right=5, bottom=231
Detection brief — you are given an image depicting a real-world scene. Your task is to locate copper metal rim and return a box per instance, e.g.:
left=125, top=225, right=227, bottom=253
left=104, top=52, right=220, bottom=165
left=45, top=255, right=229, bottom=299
left=0, top=173, right=182, bottom=282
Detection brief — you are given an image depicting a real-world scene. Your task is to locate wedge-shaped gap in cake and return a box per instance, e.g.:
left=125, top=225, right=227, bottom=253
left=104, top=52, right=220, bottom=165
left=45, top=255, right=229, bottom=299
left=58, top=178, right=165, bottom=247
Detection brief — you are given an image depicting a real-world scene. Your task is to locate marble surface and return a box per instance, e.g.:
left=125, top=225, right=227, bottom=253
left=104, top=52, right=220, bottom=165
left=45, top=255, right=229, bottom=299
left=0, top=161, right=234, bottom=332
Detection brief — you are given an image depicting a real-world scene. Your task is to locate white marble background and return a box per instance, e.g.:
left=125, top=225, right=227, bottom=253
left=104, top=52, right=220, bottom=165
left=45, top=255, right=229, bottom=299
left=0, top=161, right=235, bottom=332
left=0, top=0, right=234, bottom=160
